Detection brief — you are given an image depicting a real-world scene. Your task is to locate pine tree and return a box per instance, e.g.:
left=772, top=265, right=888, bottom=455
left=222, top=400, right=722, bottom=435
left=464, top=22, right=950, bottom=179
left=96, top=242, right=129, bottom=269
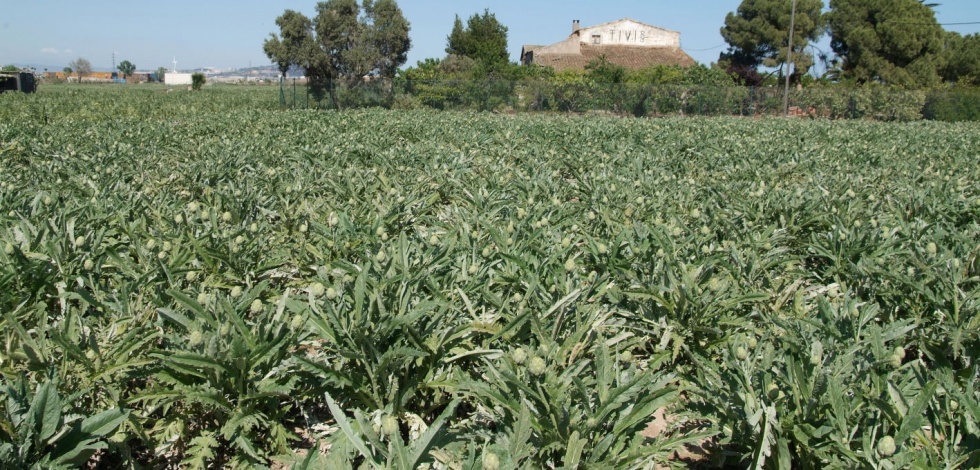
left=828, top=0, right=944, bottom=86
left=446, top=16, right=466, bottom=56
left=443, top=9, right=509, bottom=73
left=718, top=0, right=825, bottom=85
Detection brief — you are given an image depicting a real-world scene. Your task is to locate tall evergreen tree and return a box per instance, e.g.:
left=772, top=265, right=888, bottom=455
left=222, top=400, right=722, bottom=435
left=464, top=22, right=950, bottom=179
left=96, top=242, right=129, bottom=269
left=263, top=10, right=316, bottom=78
left=827, top=0, right=944, bottom=86
left=263, top=35, right=288, bottom=77
left=941, top=33, right=980, bottom=86
left=444, top=9, right=509, bottom=72
left=315, top=0, right=364, bottom=79
left=446, top=16, right=466, bottom=57
left=364, top=0, right=412, bottom=79
left=719, top=0, right=825, bottom=85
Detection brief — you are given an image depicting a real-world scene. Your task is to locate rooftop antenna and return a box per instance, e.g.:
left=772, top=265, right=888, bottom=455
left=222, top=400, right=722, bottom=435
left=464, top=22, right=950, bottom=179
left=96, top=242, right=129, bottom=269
left=172, top=57, right=178, bottom=73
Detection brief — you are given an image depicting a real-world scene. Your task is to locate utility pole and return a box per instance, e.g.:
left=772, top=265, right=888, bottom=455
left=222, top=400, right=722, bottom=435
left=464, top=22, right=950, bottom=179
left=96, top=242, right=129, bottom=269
left=783, top=0, right=797, bottom=117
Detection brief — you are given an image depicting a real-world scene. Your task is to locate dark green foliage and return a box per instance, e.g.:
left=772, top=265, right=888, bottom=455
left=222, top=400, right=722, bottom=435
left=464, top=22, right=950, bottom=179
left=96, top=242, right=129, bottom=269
left=444, top=9, right=510, bottom=74
left=139, top=288, right=304, bottom=467
left=314, top=0, right=363, bottom=79
left=585, top=56, right=627, bottom=84
left=364, top=0, right=412, bottom=79
left=0, top=376, right=128, bottom=469
left=941, top=33, right=980, bottom=86
left=923, top=89, right=980, bottom=121
left=2, top=86, right=977, bottom=468
left=397, top=56, right=540, bottom=111
left=116, top=60, right=135, bottom=79
left=395, top=62, right=736, bottom=114
left=828, top=0, right=945, bottom=86
left=265, top=1, right=411, bottom=106
left=446, top=16, right=466, bottom=57
left=263, top=9, right=316, bottom=78
left=719, top=0, right=825, bottom=85
left=191, top=73, right=206, bottom=91
left=628, top=64, right=736, bottom=86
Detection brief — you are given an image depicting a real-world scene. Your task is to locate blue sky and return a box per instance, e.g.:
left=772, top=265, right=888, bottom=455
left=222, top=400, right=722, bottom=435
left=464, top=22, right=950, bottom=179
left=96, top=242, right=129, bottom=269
left=2, top=1, right=978, bottom=72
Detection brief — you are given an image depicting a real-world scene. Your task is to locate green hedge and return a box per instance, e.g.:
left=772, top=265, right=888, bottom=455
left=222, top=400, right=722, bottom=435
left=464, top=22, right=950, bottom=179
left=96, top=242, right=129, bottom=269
left=285, top=78, right=975, bottom=122
left=923, top=89, right=980, bottom=122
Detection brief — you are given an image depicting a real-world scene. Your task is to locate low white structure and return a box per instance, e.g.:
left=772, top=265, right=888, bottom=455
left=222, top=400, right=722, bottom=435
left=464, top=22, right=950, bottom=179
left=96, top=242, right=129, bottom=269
left=521, top=18, right=695, bottom=72
left=164, top=73, right=193, bottom=85
left=581, top=18, right=681, bottom=48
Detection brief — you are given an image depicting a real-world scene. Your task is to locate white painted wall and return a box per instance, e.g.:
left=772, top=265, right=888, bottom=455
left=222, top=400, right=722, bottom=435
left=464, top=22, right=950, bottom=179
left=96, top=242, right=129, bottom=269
left=578, top=19, right=680, bottom=48
left=164, top=73, right=193, bottom=85
left=522, top=18, right=685, bottom=65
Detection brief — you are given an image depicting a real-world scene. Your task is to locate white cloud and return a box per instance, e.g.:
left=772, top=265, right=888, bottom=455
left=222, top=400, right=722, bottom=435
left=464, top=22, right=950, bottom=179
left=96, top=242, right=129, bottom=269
left=64, top=49, right=73, bottom=54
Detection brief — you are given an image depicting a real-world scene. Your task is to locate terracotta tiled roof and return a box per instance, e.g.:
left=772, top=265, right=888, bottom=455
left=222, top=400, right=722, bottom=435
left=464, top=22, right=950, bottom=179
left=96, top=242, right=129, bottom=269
left=530, top=44, right=696, bottom=72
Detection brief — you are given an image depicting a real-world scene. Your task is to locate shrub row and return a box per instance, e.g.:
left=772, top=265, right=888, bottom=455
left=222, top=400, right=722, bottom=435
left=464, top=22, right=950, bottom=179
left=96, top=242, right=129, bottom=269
left=288, top=78, right=979, bottom=122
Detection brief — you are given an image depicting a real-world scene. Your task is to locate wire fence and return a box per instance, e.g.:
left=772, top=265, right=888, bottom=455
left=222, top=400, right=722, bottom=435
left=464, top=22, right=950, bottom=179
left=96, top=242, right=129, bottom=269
left=278, top=77, right=979, bottom=122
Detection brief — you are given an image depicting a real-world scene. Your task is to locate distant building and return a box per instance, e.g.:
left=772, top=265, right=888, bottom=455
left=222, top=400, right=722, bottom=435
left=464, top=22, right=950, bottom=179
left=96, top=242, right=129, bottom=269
left=0, top=71, right=37, bottom=93
left=43, top=71, right=156, bottom=83
left=43, top=71, right=114, bottom=82
left=164, top=73, right=193, bottom=86
left=521, top=18, right=696, bottom=72
left=127, top=72, right=155, bottom=83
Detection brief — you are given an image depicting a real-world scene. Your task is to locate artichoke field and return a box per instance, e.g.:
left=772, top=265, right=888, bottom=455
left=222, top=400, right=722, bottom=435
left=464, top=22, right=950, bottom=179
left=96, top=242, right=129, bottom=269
left=1, top=86, right=978, bottom=469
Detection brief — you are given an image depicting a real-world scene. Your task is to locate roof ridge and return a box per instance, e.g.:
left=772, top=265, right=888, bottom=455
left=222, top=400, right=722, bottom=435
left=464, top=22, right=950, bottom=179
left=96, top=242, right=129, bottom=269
left=576, top=17, right=681, bottom=35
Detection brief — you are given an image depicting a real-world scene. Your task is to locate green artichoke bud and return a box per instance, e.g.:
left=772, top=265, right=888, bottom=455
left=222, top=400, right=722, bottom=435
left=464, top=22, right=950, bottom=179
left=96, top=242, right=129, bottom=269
left=528, top=356, right=547, bottom=376
left=482, top=452, right=500, bottom=470
left=809, top=341, right=824, bottom=366
left=893, top=346, right=906, bottom=360
left=511, top=347, right=527, bottom=365
left=735, top=347, right=748, bottom=360
left=876, top=435, right=896, bottom=457
left=188, top=330, right=204, bottom=348
left=309, top=282, right=325, bottom=297
left=381, top=415, right=399, bottom=437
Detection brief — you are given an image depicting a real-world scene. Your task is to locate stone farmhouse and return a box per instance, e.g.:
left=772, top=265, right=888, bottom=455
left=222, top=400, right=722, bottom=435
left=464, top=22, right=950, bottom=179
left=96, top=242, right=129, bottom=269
left=521, top=18, right=696, bottom=72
